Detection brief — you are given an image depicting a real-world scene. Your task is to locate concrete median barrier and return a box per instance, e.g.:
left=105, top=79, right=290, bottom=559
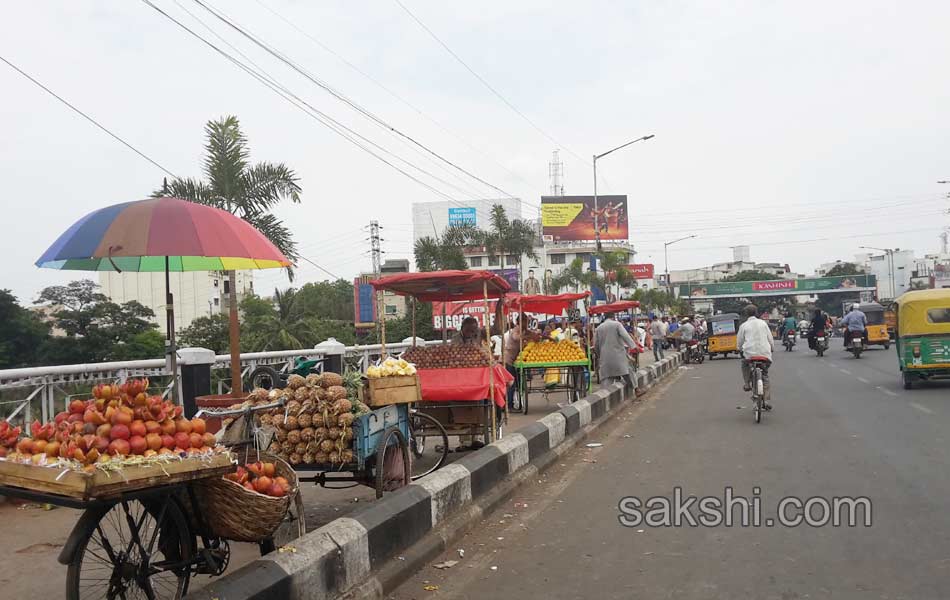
left=186, top=349, right=685, bottom=600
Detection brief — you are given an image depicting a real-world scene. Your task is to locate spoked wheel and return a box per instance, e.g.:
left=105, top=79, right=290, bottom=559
left=520, top=374, right=529, bottom=415
left=409, top=411, right=449, bottom=480
left=66, top=497, right=194, bottom=600
left=752, top=370, right=763, bottom=424
left=374, top=426, right=411, bottom=499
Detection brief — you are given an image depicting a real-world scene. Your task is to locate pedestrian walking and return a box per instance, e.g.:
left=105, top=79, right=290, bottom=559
left=649, top=316, right=667, bottom=361
left=594, top=312, right=639, bottom=387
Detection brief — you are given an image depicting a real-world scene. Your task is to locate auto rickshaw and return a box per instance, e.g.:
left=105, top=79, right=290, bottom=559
left=858, top=301, right=890, bottom=349
left=894, top=289, right=950, bottom=389
left=706, top=313, right=740, bottom=359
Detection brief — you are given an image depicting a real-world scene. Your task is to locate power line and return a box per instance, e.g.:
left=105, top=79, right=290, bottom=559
left=0, top=54, right=177, bottom=178
left=191, top=0, right=539, bottom=213
left=392, top=0, right=588, bottom=168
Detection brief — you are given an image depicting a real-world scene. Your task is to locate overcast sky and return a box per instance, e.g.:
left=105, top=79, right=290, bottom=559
left=3, top=0, right=949, bottom=304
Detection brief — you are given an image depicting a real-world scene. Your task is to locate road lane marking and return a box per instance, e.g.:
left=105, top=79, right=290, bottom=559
left=856, top=377, right=870, bottom=384
left=839, top=368, right=852, bottom=375
left=875, top=386, right=899, bottom=397
left=910, top=402, right=934, bottom=415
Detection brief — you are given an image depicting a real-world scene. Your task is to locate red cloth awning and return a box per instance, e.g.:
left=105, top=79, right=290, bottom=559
left=588, top=300, right=640, bottom=315
left=416, top=365, right=512, bottom=407
left=371, top=270, right=511, bottom=302
left=505, top=291, right=590, bottom=315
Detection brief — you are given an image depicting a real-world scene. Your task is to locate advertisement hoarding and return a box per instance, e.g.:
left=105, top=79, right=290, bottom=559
left=431, top=300, right=501, bottom=330
left=629, top=264, right=655, bottom=279
left=353, top=278, right=376, bottom=326
left=489, top=268, right=519, bottom=292
left=678, top=274, right=878, bottom=298
left=448, top=207, right=477, bottom=226
left=541, top=195, right=628, bottom=242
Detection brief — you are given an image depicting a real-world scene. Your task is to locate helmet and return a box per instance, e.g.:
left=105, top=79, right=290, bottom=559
left=852, top=303, right=861, bottom=311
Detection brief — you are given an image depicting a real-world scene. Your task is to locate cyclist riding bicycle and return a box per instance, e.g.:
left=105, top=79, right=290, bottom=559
left=737, top=304, right=775, bottom=409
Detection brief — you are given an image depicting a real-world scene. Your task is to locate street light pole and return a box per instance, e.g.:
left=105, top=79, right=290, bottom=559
left=664, top=235, right=697, bottom=296
left=592, top=134, right=654, bottom=254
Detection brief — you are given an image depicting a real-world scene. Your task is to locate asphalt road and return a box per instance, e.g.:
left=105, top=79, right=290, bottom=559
left=390, top=340, right=950, bottom=600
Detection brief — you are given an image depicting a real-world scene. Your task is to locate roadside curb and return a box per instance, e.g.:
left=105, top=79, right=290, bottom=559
left=185, top=350, right=685, bottom=600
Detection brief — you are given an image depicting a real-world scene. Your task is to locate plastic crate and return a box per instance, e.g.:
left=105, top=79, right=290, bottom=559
left=353, top=404, right=410, bottom=463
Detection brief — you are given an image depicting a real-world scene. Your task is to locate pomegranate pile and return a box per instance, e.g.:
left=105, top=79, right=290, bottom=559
left=3, top=378, right=220, bottom=471
left=401, top=345, right=490, bottom=369
left=224, top=460, right=291, bottom=497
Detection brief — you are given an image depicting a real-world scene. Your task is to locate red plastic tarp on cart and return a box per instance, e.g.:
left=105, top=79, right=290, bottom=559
left=505, top=291, right=590, bottom=315
left=416, top=365, right=512, bottom=408
left=370, top=270, right=511, bottom=302
left=587, top=300, right=640, bottom=315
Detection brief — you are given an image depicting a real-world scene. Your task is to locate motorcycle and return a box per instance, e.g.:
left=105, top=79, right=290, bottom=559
left=813, top=331, right=829, bottom=357
left=686, top=340, right=705, bottom=364
left=844, top=330, right=865, bottom=359
left=783, top=329, right=797, bottom=352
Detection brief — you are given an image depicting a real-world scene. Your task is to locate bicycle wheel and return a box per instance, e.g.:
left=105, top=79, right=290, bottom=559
left=752, top=369, right=763, bottom=424
left=66, top=497, right=193, bottom=600
left=409, top=411, right=449, bottom=480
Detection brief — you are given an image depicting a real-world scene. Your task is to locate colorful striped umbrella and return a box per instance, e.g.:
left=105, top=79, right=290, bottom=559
left=36, top=197, right=291, bottom=271
left=36, top=197, right=292, bottom=404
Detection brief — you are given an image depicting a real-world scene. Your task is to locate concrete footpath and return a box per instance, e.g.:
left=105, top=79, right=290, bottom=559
left=187, top=349, right=685, bottom=600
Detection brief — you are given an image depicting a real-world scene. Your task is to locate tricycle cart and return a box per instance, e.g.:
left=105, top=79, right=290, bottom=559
left=506, top=292, right=592, bottom=414
left=370, top=270, right=513, bottom=463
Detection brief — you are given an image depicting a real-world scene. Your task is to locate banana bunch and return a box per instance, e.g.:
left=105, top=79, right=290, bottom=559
left=367, top=356, right=417, bottom=378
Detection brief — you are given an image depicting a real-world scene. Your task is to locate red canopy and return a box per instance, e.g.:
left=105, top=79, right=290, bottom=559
left=588, top=300, right=640, bottom=315
left=371, top=270, right=511, bottom=302
left=506, top=291, right=590, bottom=315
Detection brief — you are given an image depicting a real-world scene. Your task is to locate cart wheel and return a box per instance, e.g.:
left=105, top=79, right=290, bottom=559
left=375, top=426, right=411, bottom=499
left=66, top=497, right=194, bottom=600
left=248, top=365, right=283, bottom=391
left=520, top=375, right=529, bottom=415
left=269, top=487, right=307, bottom=550
left=409, top=410, right=449, bottom=480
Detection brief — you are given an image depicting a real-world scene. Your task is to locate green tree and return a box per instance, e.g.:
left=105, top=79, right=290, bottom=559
left=113, top=330, right=166, bottom=361
left=239, top=289, right=314, bottom=351
left=472, top=204, right=538, bottom=275
left=303, top=317, right=356, bottom=346
left=179, top=314, right=231, bottom=354
left=35, top=279, right=107, bottom=337
left=719, top=270, right=781, bottom=283
left=0, top=290, right=49, bottom=368
left=413, top=224, right=478, bottom=271
left=825, top=262, right=865, bottom=277
left=548, top=257, right=595, bottom=294
left=294, top=280, right=354, bottom=322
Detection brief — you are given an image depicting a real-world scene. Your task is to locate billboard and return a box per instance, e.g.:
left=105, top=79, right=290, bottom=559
left=489, top=268, right=519, bottom=292
left=353, top=278, right=376, bottom=326
left=629, top=264, right=655, bottom=279
left=432, top=300, right=502, bottom=330
left=448, top=207, right=477, bottom=226
left=678, top=274, right=877, bottom=299
left=541, top=195, right=628, bottom=242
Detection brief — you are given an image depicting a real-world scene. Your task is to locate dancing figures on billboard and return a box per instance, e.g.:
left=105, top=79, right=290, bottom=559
left=541, top=195, right=629, bottom=241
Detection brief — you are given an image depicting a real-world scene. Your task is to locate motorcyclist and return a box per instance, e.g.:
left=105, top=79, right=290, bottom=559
left=839, top=303, right=868, bottom=347
left=807, top=308, right=830, bottom=350
left=737, top=304, right=774, bottom=408
left=779, top=312, right=798, bottom=339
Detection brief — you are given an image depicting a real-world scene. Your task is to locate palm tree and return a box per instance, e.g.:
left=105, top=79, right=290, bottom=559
left=596, top=250, right=635, bottom=299
left=548, top=251, right=633, bottom=299
left=549, top=257, right=594, bottom=294
left=473, top=205, right=538, bottom=281
left=155, top=115, right=301, bottom=394
left=243, top=287, right=312, bottom=351
left=413, top=224, right=478, bottom=271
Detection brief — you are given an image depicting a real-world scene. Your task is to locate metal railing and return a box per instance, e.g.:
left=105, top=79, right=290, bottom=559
left=0, top=341, right=434, bottom=428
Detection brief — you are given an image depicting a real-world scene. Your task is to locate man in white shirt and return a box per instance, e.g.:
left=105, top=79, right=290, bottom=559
left=736, top=304, right=775, bottom=405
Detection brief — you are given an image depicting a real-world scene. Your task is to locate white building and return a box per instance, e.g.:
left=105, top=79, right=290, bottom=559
left=856, top=249, right=915, bottom=300
left=666, top=261, right=793, bottom=286
left=411, top=198, right=525, bottom=243
left=99, top=271, right=253, bottom=335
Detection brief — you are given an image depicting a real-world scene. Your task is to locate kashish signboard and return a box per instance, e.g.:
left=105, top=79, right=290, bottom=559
left=678, top=274, right=877, bottom=298
left=628, top=264, right=655, bottom=279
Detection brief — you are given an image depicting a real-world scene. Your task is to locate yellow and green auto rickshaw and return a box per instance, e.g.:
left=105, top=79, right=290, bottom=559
left=858, top=301, right=890, bottom=350
left=706, top=313, right=740, bottom=359
left=895, top=289, right=950, bottom=389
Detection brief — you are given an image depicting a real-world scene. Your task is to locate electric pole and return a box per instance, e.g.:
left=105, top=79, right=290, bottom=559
left=369, top=220, right=384, bottom=343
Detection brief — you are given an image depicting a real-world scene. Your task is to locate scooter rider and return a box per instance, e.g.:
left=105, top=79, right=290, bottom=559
left=807, top=308, right=830, bottom=350
left=779, top=312, right=798, bottom=339
left=840, top=303, right=868, bottom=347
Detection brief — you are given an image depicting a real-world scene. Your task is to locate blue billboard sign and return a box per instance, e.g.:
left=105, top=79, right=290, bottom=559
left=448, top=207, right=477, bottom=226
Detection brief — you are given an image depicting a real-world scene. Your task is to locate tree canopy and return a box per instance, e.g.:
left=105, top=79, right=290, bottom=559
left=825, top=262, right=865, bottom=277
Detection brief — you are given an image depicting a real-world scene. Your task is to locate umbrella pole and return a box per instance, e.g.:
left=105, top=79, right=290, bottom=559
left=229, top=270, right=242, bottom=398
left=411, top=297, right=417, bottom=347
left=164, top=257, right=178, bottom=403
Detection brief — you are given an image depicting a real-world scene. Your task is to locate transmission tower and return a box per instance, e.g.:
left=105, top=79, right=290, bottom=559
left=369, top=220, right=382, bottom=276
left=548, top=150, right=564, bottom=196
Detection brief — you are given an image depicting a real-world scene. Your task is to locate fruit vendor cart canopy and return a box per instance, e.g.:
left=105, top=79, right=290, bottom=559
left=35, top=197, right=291, bottom=271
left=505, top=291, right=590, bottom=315
left=371, top=270, right=511, bottom=302
left=588, top=300, right=640, bottom=315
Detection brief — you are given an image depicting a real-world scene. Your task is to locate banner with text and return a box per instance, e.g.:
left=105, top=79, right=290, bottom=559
left=432, top=300, right=502, bottom=330
left=679, top=274, right=878, bottom=298
left=629, top=263, right=655, bottom=279
left=541, top=195, right=628, bottom=241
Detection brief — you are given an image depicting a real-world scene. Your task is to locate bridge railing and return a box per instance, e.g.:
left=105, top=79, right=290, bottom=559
left=0, top=341, right=434, bottom=428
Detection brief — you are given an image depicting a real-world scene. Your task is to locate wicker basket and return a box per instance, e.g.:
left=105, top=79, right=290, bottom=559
left=193, top=454, right=297, bottom=543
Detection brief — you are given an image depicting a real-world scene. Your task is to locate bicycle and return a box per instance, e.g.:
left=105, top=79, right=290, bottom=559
left=408, top=408, right=449, bottom=480
left=747, top=356, right=771, bottom=424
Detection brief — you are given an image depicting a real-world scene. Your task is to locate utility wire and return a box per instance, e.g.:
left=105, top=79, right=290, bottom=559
left=253, top=0, right=541, bottom=200
left=392, top=0, right=588, bottom=168
left=0, top=54, right=177, bottom=178
left=192, top=0, right=537, bottom=212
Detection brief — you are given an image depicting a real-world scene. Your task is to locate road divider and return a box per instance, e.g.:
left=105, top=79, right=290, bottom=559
left=185, top=349, right=686, bottom=600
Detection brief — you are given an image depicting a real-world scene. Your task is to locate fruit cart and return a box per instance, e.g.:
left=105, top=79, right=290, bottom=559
left=0, top=380, right=304, bottom=600
left=507, top=292, right=592, bottom=414
left=588, top=300, right=643, bottom=378
left=370, top=270, right=513, bottom=458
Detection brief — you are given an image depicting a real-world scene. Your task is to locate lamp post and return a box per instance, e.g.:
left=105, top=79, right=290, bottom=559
left=664, top=235, right=697, bottom=296
left=860, top=245, right=896, bottom=300
left=593, top=134, right=654, bottom=254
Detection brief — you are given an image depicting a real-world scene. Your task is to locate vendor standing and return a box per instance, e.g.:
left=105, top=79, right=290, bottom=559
left=451, top=316, right=481, bottom=346
left=594, top=311, right=639, bottom=387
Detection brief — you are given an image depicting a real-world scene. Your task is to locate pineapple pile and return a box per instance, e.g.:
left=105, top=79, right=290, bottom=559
left=517, top=340, right=586, bottom=364
left=367, top=356, right=417, bottom=378
left=255, top=372, right=371, bottom=466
